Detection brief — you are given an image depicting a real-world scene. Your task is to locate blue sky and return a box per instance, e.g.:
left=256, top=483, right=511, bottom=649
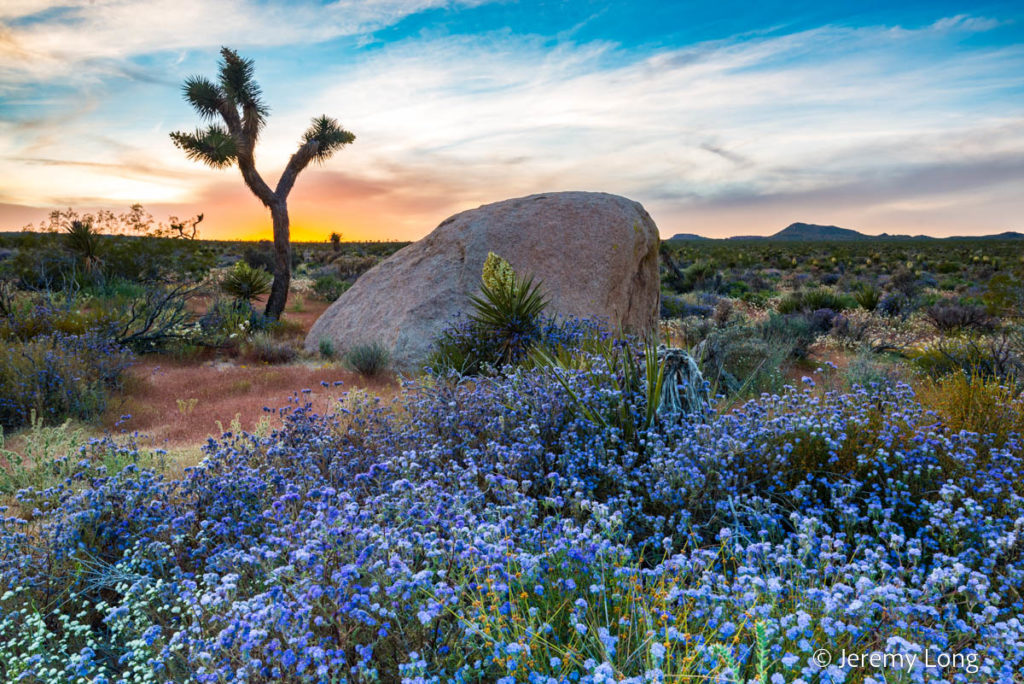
left=1, top=0, right=1022, bottom=239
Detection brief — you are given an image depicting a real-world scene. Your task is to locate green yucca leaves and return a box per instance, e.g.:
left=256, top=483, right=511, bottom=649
left=468, top=272, right=549, bottom=366
left=221, top=261, right=272, bottom=304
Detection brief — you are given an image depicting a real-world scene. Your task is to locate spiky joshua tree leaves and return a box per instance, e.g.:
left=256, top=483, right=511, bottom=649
left=170, top=47, right=355, bottom=319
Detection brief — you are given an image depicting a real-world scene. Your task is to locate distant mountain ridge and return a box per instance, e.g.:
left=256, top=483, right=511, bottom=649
left=771, top=222, right=866, bottom=241
left=666, top=223, right=1024, bottom=242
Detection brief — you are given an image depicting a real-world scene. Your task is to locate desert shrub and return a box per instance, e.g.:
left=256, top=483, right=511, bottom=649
left=916, top=371, right=1024, bottom=445
left=0, top=418, right=167, bottom=498
left=106, top=282, right=203, bottom=353
left=983, top=272, right=1024, bottom=317
left=196, top=298, right=272, bottom=348
left=431, top=315, right=605, bottom=376
left=311, top=275, right=350, bottom=302
left=761, top=311, right=819, bottom=359
left=97, top=236, right=215, bottom=284
left=330, top=254, right=378, bottom=279
left=0, top=332, right=131, bottom=431
left=680, top=260, right=720, bottom=292
left=911, top=327, right=1023, bottom=381
left=878, top=291, right=912, bottom=317
left=695, top=316, right=790, bottom=395
left=0, top=282, right=199, bottom=354
left=937, top=277, right=960, bottom=291
left=924, top=301, right=994, bottom=332
left=889, top=266, right=919, bottom=296
left=724, top=279, right=749, bottom=297
left=242, top=332, right=298, bottom=364
left=853, top=282, right=880, bottom=311
left=2, top=229, right=214, bottom=289
left=342, top=341, right=391, bottom=377
left=2, top=242, right=77, bottom=289
left=221, top=261, right=272, bottom=304
left=776, top=287, right=852, bottom=314
left=819, top=272, right=840, bottom=286
left=0, top=293, right=116, bottom=341
left=318, top=338, right=336, bottom=360
left=0, top=414, right=87, bottom=495
left=242, top=244, right=277, bottom=272
left=844, top=350, right=906, bottom=388
left=660, top=293, right=712, bottom=319
left=661, top=315, right=714, bottom=348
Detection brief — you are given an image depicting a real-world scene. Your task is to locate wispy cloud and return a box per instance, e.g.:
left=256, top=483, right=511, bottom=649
left=0, top=0, right=489, bottom=88
left=1, top=3, right=1022, bottom=238
left=283, top=18, right=1023, bottom=235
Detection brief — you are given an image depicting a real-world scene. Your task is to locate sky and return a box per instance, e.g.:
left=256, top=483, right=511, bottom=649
left=1, top=0, right=1023, bottom=241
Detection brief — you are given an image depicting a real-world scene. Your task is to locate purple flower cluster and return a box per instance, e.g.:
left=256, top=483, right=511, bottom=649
left=1, top=358, right=1022, bottom=682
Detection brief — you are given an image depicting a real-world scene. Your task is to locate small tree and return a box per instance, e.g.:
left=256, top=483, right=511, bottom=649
left=329, top=231, right=342, bottom=253
left=170, top=47, right=354, bottom=319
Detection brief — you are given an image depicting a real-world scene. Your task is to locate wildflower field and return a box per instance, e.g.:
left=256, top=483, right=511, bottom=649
left=2, top=352, right=1023, bottom=682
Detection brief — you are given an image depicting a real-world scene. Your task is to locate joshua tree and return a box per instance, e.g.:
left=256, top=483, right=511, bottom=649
left=171, top=47, right=354, bottom=319
left=329, top=231, right=342, bottom=253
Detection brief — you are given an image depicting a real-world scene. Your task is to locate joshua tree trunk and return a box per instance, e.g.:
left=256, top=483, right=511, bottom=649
left=265, top=202, right=291, bottom=320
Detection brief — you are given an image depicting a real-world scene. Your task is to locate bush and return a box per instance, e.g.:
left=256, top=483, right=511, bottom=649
left=924, top=302, right=994, bottom=332
left=242, top=332, right=297, bottom=364
left=912, top=329, right=1024, bottom=381
left=318, top=338, right=337, bottom=360
left=776, top=287, right=852, bottom=314
left=844, top=350, right=905, bottom=388
left=342, top=341, right=391, bottom=377
left=242, top=244, right=277, bottom=272
left=761, top=311, right=819, bottom=359
left=196, top=298, right=272, bottom=348
left=311, top=275, right=350, bottom=302
left=0, top=332, right=131, bottom=431
left=660, top=293, right=712, bottom=319
left=694, top=316, right=790, bottom=395
left=878, top=291, right=912, bottom=317
left=915, top=371, right=1024, bottom=445
left=680, top=260, right=720, bottom=292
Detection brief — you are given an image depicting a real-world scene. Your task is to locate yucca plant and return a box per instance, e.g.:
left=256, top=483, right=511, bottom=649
left=64, top=220, right=104, bottom=273
left=468, top=253, right=549, bottom=365
left=221, top=261, right=272, bottom=305
left=854, top=282, right=881, bottom=311
left=531, top=338, right=667, bottom=455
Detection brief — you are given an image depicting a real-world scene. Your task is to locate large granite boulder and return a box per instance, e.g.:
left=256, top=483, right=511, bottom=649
left=306, top=191, right=661, bottom=370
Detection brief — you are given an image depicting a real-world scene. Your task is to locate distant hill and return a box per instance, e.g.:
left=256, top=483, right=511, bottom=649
left=771, top=223, right=868, bottom=241
left=958, top=231, right=1024, bottom=240
left=665, top=232, right=709, bottom=241
left=700, top=223, right=1024, bottom=242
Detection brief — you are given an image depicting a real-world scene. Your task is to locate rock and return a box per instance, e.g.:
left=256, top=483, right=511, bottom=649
left=305, top=191, right=661, bottom=370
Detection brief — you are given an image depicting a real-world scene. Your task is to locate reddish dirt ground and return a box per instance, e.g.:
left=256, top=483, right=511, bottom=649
left=100, top=299, right=400, bottom=450
left=104, top=359, right=399, bottom=449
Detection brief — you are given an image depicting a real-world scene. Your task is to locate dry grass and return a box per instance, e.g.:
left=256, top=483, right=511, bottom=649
left=914, top=371, right=1024, bottom=444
